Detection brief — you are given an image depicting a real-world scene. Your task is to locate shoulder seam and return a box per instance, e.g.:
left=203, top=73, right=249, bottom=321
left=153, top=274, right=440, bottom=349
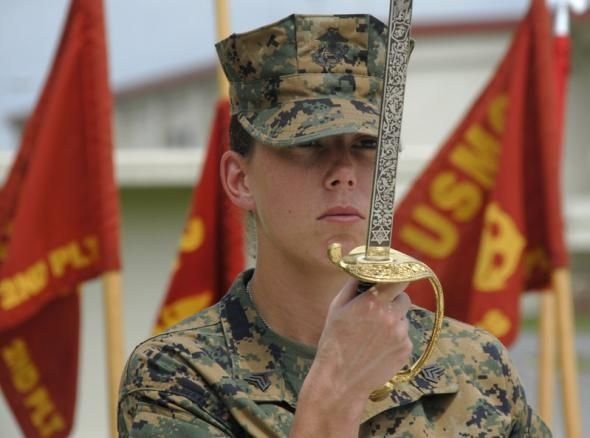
left=120, top=387, right=234, bottom=435
left=136, top=320, right=221, bottom=349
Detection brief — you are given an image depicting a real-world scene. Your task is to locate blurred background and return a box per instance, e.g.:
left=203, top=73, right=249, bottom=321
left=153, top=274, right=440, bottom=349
left=0, top=1, right=588, bottom=436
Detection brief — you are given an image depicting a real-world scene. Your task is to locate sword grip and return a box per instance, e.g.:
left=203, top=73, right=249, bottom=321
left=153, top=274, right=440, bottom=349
left=356, top=281, right=375, bottom=295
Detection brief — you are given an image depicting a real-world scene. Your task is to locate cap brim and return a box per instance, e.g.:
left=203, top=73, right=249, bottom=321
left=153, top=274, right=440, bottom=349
left=237, top=97, right=380, bottom=147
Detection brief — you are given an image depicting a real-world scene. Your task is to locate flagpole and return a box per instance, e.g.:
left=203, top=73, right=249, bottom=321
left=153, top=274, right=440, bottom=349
left=215, top=0, right=231, bottom=99
left=103, top=271, right=125, bottom=438
left=538, top=291, right=556, bottom=425
left=553, top=268, right=581, bottom=438
left=546, top=2, right=582, bottom=437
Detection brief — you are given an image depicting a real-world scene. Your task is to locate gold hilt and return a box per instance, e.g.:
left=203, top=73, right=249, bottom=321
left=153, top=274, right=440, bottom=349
left=328, top=243, right=444, bottom=402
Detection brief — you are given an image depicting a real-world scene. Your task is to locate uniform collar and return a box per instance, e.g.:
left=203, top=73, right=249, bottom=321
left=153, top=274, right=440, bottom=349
left=219, top=270, right=459, bottom=421
left=219, top=270, right=302, bottom=408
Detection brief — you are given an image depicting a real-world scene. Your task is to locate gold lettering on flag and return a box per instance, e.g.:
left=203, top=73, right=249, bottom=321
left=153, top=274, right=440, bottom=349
left=474, top=202, right=526, bottom=291
left=476, top=308, right=511, bottom=338
left=448, top=93, right=507, bottom=189
left=399, top=205, right=458, bottom=258
left=398, top=94, right=508, bottom=259
left=179, top=217, right=205, bottom=252
left=430, top=172, right=483, bottom=221
left=24, top=388, right=66, bottom=437
left=487, top=95, right=508, bottom=134
left=450, top=124, right=500, bottom=189
left=1, top=338, right=65, bottom=436
left=49, top=236, right=99, bottom=278
left=0, top=235, right=99, bottom=311
left=171, top=218, right=205, bottom=273
left=0, top=261, right=49, bottom=310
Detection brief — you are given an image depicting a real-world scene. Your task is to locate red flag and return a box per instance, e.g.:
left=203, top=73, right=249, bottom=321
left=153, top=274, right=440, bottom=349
left=154, top=99, right=245, bottom=333
left=0, top=0, right=120, bottom=435
left=0, top=294, right=79, bottom=438
left=392, top=0, right=569, bottom=346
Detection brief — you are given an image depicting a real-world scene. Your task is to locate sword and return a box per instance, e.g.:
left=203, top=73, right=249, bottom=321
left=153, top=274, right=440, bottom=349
left=328, top=0, right=444, bottom=402
left=366, top=0, right=412, bottom=261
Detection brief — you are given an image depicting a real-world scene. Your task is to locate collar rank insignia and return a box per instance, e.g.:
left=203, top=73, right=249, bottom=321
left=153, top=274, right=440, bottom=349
left=244, top=373, right=271, bottom=392
left=420, top=364, right=445, bottom=384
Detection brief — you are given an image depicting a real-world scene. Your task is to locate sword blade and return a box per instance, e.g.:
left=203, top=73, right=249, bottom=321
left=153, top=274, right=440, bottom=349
left=365, top=0, right=413, bottom=260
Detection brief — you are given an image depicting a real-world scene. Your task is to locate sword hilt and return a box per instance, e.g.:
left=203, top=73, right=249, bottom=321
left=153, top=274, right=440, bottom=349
left=328, top=242, right=444, bottom=402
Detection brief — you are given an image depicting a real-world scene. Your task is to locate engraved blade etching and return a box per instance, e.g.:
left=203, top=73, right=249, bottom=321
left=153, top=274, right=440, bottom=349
left=365, top=0, right=413, bottom=258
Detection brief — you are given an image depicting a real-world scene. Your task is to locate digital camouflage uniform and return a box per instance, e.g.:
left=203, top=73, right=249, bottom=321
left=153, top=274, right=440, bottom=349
left=119, top=14, right=551, bottom=437
left=118, top=270, right=550, bottom=437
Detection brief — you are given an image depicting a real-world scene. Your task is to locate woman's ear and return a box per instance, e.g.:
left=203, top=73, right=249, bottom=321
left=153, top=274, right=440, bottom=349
left=220, top=150, right=255, bottom=210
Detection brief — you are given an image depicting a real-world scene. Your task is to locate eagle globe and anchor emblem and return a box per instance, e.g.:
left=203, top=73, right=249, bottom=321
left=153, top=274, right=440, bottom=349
left=312, top=27, right=352, bottom=72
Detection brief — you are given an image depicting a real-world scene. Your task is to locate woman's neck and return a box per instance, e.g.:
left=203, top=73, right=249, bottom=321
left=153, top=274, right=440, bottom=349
left=249, top=255, right=347, bottom=346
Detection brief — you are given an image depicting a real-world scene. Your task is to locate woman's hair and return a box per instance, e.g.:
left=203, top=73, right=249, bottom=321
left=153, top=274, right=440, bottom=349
left=229, top=115, right=255, bottom=157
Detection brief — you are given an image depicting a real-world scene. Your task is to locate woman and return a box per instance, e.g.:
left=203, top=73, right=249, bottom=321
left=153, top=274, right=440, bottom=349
left=118, top=14, right=550, bottom=437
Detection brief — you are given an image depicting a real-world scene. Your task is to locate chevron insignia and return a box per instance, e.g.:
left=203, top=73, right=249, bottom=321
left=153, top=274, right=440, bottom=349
left=244, top=373, right=271, bottom=392
left=420, top=364, right=445, bottom=384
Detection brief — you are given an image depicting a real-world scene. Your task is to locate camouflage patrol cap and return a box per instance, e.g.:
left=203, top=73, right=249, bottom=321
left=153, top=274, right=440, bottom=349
left=216, top=14, right=406, bottom=147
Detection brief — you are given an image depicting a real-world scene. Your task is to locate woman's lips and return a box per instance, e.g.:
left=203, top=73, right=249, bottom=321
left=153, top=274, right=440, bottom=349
left=317, top=207, right=364, bottom=223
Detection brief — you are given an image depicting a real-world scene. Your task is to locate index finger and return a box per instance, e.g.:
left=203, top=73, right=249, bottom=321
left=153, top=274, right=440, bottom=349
left=372, top=282, right=409, bottom=303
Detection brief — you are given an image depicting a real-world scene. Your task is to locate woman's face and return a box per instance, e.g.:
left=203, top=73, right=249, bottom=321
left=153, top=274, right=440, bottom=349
left=245, top=133, right=377, bottom=271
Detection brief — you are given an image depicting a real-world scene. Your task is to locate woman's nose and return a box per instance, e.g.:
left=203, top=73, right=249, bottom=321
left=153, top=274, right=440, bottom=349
left=324, top=149, right=357, bottom=189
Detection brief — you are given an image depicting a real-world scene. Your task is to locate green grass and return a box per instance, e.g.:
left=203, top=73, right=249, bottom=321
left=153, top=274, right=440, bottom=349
left=521, top=313, right=590, bottom=332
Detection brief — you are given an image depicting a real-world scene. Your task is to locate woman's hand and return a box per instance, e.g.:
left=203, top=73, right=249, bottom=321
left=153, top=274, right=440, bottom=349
left=291, top=279, right=412, bottom=437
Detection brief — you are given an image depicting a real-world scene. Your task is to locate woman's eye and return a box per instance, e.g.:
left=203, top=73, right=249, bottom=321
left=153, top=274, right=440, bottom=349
left=355, top=138, right=378, bottom=149
left=298, top=141, right=323, bottom=149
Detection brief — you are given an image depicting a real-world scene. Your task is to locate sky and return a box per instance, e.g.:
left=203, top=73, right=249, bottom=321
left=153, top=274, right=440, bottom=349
left=0, top=0, right=531, bottom=150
